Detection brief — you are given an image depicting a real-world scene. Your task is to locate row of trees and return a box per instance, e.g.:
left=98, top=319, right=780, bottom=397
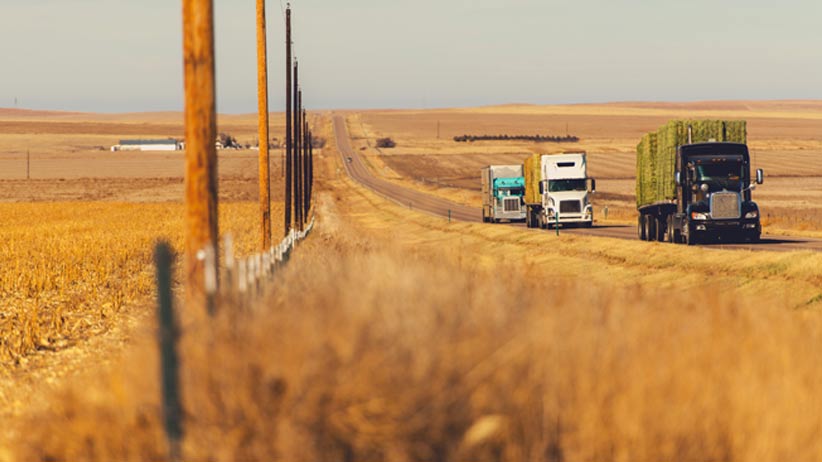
left=216, top=133, right=326, bottom=150
left=453, top=134, right=580, bottom=143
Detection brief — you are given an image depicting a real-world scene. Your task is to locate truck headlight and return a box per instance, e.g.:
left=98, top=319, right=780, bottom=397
left=745, top=210, right=759, bottom=219
left=691, top=211, right=708, bottom=221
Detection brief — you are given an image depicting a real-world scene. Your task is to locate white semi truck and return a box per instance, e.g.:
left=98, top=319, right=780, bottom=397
left=481, top=165, right=526, bottom=223
left=523, top=152, right=596, bottom=229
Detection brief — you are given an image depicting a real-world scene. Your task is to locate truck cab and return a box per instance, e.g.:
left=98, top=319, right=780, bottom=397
left=482, top=165, right=526, bottom=223
left=525, top=153, right=596, bottom=229
left=640, top=142, right=763, bottom=244
left=675, top=143, right=763, bottom=243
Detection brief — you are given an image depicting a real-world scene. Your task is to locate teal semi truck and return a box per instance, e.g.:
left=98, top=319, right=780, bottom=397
left=481, top=165, right=526, bottom=223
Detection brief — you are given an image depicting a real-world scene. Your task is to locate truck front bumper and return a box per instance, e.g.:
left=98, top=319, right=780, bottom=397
left=493, top=210, right=527, bottom=221
left=547, top=206, right=593, bottom=224
left=690, top=219, right=761, bottom=240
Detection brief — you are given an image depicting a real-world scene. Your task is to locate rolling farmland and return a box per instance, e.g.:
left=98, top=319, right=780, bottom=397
left=5, top=102, right=822, bottom=461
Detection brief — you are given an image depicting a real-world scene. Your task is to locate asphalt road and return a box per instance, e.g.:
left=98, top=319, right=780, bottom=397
left=334, top=116, right=481, bottom=222
left=333, top=115, right=822, bottom=253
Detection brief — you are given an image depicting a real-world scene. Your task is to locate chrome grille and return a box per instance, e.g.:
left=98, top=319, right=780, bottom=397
left=711, top=192, right=741, bottom=219
left=560, top=200, right=581, bottom=214
left=503, top=197, right=521, bottom=212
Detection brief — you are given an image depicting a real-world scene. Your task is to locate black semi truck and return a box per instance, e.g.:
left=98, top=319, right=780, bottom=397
left=636, top=121, right=764, bottom=245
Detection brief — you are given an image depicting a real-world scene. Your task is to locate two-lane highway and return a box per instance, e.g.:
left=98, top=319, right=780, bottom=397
left=333, top=115, right=822, bottom=253
left=334, top=116, right=481, bottom=222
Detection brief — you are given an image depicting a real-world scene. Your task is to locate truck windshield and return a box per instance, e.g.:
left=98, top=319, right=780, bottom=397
left=497, top=187, right=524, bottom=198
left=548, top=179, right=586, bottom=192
left=696, top=162, right=744, bottom=191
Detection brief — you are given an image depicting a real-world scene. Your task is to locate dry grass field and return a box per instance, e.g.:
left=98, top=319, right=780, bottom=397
left=0, top=108, right=293, bottom=456
left=0, top=109, right=297, bottom=203
left=350, top=101, right=822, bottom=233
left=0, top=201, right=277, bottom=443
left=4, top=105, right=822, bottom=461
left=11, top=124, right=822, bottom=461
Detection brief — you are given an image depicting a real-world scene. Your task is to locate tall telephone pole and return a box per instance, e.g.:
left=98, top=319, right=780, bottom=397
left=256, top=0, right=271, bottom=250
left=284, top=5, right=293, bottom=237
left=303, top=110, right=310, bottom=219
left=294, top=77, right=302, bottom=230
left=182, top=0, right=219, bottom=310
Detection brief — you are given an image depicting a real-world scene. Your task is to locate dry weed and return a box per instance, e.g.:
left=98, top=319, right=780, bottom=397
left=13, top=223, right=822, bottom=462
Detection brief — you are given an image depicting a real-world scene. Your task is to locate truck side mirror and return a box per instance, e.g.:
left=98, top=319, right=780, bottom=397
left=539, top=182, right=545, bottom=194
left=675, top=172, right=681, bottom=185
left=756, top=169, right=764, bottom=185
left=587, top=178, right=596, bottom=193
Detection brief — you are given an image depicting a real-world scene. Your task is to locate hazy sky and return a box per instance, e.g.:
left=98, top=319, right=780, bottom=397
left=2, top=0, right=820, bottom=113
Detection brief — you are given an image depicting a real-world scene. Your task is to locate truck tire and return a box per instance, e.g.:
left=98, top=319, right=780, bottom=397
left=638, top=215, right=647, bottom=241
left=526, top=208, right=538, bottom=229
left=670, top=220, right=682, bottom=244
left=684, top=229, right=699, bottom=246
left=655, top=217, right=666, bottom=242
left=647, top=215, right=657, bottom=241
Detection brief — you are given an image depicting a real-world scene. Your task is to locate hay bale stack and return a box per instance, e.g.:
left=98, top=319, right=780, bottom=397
left=523, top=153, right=543, bottom=205
left=636, top=120, right=747, bottom=209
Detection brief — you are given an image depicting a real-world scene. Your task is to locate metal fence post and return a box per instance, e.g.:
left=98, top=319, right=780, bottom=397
left=154, top=242, right=183, bottom=462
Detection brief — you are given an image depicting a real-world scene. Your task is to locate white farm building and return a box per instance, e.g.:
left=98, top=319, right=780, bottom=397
left=111, top=139, right=181, bottom=152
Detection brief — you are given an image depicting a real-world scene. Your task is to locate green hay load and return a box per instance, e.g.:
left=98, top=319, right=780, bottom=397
left=636, top=120, right=746, bottom=209
left=523, top=153, right=543, bottom=205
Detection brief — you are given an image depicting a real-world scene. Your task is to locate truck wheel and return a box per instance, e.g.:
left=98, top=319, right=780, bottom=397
left=672, top=224, right=682, bottom=244
left=684, top=230, right=699, bottom=246
left=528, top=209, right=538, bottom=229
left=638, top=215, right=647, bottom=241
left=655, top=217, right=666, bottom=242
left=647, top=216, right=657, bottom=241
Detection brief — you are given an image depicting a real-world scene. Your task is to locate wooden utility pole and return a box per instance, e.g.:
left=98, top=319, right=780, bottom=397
left=308, top=130, right=313, bottom=209
left=284, top=5, right=293, bottom=237
left=303, top=110, right=309, bottom=218
left=256, top=0, right=271, bottom=250
left=294, top=69, right=302, bottom=230
left=182, top=0, right=219, bottom=307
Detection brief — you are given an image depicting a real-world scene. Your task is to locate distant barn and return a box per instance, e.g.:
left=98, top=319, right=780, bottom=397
left=111, top=139, right=181, bottom=152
